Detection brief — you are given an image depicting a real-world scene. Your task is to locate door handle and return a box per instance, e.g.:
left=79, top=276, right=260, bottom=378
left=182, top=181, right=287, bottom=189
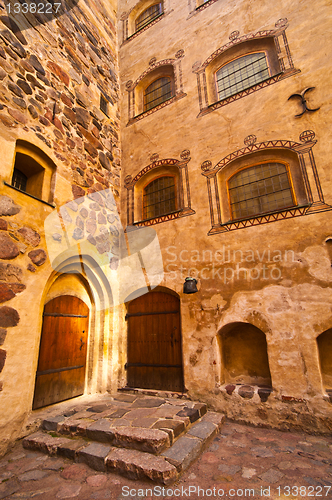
left=79, top=337, right=85, bottom=351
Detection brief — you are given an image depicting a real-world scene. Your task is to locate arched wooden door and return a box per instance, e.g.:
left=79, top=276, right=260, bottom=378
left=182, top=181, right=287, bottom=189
left=33, top=295, right=89, bottom=409
left=126, top=291, right=184, bottom=392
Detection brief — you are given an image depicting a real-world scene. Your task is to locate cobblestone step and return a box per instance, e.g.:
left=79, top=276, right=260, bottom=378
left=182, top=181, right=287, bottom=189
left=22, top=411, right=225, bottom=484
left=40, top=398, right=208, bottom=454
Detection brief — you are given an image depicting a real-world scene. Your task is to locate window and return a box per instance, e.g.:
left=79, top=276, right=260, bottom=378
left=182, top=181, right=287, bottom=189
left=143, top=176, right=176, bottom=219
left=144, top=77, right=172, bottom=112
left=125, top=152, right=195, bottom=227
left=195, top=21, right=299, bottom=115
left=216, top=53, right=269, bottom=101
left=135, top=3, right=162, bottom=32
left=100, top=94, right=109, bottom=117
left=228, top=163, right=294, bottom=220
left=8, top=141, right=56, bottom=205
left=11, top=168, right=27, bottom=192
left=11, top=152, right=45, bottom=199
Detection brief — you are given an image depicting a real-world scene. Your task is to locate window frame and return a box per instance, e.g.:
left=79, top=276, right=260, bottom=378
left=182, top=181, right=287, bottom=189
left=135, top=2, right=163, bottom=33
left=194, top=21, right=300, bottom=117
left=142, top=174, right=178, bottom=221
left=126, top=54, right=187, bottom=125
left=226, top=161, right=297, bottom=221
left=7, top=141, right=56, bottom=205
left=143, top=75, right=174, bottom=112
left=215, top=51, right=271, bottom=103
left=124, top=152, right=195, bottom=227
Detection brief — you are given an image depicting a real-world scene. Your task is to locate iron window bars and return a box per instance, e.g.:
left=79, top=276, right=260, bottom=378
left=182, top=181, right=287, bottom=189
left=143, top=176, right=176, bottom=219
left=228, top=162, right=294, bottom=220
left=135, top=3, right=163, bottom=32
left=144, top=77, right=172, bottom=112
left=11, top=168, right=27, bottom=192
left=216, top=52, right=269, bottom=101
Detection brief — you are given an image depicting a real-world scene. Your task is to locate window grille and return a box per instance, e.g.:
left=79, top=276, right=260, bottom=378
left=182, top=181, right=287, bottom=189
left=135, top=3, right=162, bottom=32
left=144, top=77, right=172, bottom=112
left=216, top=52, right=269, bottom=101
left=11, top=168, right=27, bottom=192
left=100, top=94, right=108, bottom=116
left=143, top=176, right=176, bottom=219
left=228, top=163, right=294, bottom=220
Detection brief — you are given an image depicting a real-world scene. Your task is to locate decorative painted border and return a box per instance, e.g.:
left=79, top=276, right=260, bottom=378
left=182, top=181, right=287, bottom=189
left=208, top=206, right=309, bottom=234
left=127, top=92, right=186, bottom=125
left=122, top=13, right=164, bottom=45
left=198, top=71, right=299, bottom=117
left=201, top=131, right=332, bottom=235
left=125, top=151, right=195, bottom=226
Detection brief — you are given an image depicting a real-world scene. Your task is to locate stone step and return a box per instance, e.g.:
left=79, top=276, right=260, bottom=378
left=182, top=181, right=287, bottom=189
left=23, top=411, right=225, bottom=484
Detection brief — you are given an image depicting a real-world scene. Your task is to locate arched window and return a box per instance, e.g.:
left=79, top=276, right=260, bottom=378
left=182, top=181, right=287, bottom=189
left=143, top=176, right=176, bottom=219
left=228, top=162, right=294, bottom=220
left=144, top=77, right=172, bottom=112
left=195, top=21, right=299, bottom=115
left=8, top=141, right=56, bottom=204
left=135, top=2, right=163, bottom=32
left=216, top=52, right=269, bottom=101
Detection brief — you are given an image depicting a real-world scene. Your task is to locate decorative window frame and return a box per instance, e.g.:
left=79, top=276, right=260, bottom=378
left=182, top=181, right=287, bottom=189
left=124, top=150, right=195, bottom=227
left=193, top=19, right=300, bottom=117
left=201, top=131, right=332, bottom=235
left=120, top=0, right=172, bottom=44
left=126, top=51, right=186, bottom=125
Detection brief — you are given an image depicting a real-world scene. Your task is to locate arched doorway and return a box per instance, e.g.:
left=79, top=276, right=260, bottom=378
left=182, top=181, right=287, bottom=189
left=33, top=295, right=89, bottom=409
left=126, top=291, right=184, bottom=392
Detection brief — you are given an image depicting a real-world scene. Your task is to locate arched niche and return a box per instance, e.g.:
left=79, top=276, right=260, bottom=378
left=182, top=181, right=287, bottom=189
left=218, top=322, right=272, bottom=386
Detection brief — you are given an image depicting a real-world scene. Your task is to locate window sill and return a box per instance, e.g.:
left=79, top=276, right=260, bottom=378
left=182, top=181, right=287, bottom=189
left=128, top=92, right=186, bottom=125
left=208, top=204, right=311, bottom=234
left=196, top=0, right=218, bottom=11
left=198, top=69, right=300, bottom=117
left=4, top=182, right=56, bottom=208
left=134, top=207, right=195, bottom=227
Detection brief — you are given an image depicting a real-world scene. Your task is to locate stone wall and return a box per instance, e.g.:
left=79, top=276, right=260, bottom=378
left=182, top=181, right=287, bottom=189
left=0, top=0, right=121, bottom=455
left=118, top=0, right=332, bottom=432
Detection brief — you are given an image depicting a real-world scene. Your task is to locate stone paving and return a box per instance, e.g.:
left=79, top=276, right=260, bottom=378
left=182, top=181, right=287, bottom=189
left=1, top=395, right=332, bottom=499
left=22, top=393, right=223, bottom=485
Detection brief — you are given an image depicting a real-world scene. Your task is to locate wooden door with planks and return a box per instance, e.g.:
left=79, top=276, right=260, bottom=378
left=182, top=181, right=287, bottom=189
left=33, top=295, right=89, bottom=409
left=126, top=291, right=184, bottom=392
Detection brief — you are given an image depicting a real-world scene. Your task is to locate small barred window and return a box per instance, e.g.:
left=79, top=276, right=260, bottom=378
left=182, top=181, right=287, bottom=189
left=11, top=168, right=27, bottom=192
left=228, top=162, right=294, bottom=220
left=100, top=94, right=109, bottom=116
left=143, top=176, right=176, bottom=219
left=216, top=52, right=269, bottom=101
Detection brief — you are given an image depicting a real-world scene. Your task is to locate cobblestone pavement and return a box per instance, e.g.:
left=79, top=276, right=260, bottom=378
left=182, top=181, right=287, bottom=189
left=0, top=422, right=332, bottom=500
left=1, top=419, right=332, bottom=500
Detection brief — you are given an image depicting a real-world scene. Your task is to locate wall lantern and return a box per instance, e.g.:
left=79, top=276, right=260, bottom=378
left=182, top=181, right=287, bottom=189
left=183, top=277, right=198, bottom=294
